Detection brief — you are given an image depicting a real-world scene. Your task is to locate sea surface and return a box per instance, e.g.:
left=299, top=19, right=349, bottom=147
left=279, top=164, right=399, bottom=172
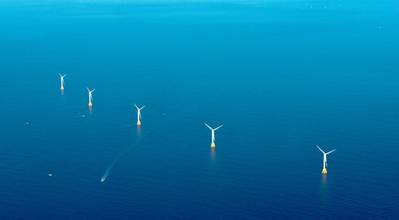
left=0, top=0, right=398, bottom=219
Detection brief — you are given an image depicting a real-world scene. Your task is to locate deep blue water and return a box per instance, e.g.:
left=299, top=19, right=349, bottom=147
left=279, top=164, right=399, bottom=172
left=1, top=1, right=399, bottom=219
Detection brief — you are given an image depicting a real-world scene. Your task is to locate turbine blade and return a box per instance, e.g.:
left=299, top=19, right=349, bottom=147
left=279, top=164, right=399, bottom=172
left=326, top=149, right=336, bottom=155
left=140, top=106, right=146, bottom=110
left=204, top=123, right=212, bottom=130
left=316, top=145, right=326, bottom=154
left=214, top=125, right=223, bottom=131
left=134, top=104, right=139, bottom=110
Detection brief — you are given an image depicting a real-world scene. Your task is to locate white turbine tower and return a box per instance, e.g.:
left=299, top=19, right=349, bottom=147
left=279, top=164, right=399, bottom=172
left=316, top=145, right=336, bottom=175
left=135, top=104, right=145, bottom=126
left=87, top=88, right=95, bottom=107
left=59, top=73, right=67, bottom=90
left=204, top=123, right=223, bottom=148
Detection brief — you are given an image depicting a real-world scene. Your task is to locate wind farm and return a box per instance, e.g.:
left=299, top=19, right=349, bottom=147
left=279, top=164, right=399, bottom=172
left=1, top=1, right=397, bottom=219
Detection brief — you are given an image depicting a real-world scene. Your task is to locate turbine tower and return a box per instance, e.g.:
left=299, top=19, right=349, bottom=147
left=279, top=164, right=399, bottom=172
left=316, top=145, right=336, bottom=175
left=205, top=123, right=223, bottom=148
left=135, top=104, right=145, bottom=126
left=59, top=73, right=67, bottom=90
left=87, top=88, right=95, bottom=107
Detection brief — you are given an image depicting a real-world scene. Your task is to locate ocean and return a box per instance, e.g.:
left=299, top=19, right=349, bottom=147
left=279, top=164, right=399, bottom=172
left=0, top=1, right=398, bottom=219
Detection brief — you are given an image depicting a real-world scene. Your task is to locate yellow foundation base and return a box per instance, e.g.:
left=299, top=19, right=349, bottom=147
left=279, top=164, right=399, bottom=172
left=60, top=87, right=64, bottom=90
left=88, top=103, right=92, bottom=107
left=210, top=143, right=216, bottom=148
left=137, top=121, right=141, bottom=126
left=322, top=168, right=327, bottom=175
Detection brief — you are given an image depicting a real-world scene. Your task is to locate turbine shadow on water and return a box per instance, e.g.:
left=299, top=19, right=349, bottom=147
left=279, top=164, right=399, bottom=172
left=321, top=174, right=328, bottom=186
left=210, top=148, right=216, bottom=161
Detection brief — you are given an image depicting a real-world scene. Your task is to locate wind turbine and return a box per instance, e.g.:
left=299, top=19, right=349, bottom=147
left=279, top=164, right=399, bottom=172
left=316, top=145, right=336, bottom=175
left=87, top=88, right=95, bottom=107
left=59, top=73, right=67, bottom=90
left=204, top=123, right=223, bottom=148
left=135, top=104, right=145, bottom=126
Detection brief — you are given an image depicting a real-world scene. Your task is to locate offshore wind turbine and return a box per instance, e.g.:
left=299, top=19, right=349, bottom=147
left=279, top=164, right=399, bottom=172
left=204, top=123, right=223, bottom=148
left=135, top=104, right=145, bottom=126
left=316, top=145, right=336, bottom=175
left=59, top=73, right=67, bottom=90
left=87, top=88, right=95, bottom=107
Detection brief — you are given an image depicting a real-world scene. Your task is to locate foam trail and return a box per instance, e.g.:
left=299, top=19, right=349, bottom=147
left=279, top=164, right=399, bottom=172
left=100, top=158, right=119, bottom=182
left=100, top=136, right=142, bottom=183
